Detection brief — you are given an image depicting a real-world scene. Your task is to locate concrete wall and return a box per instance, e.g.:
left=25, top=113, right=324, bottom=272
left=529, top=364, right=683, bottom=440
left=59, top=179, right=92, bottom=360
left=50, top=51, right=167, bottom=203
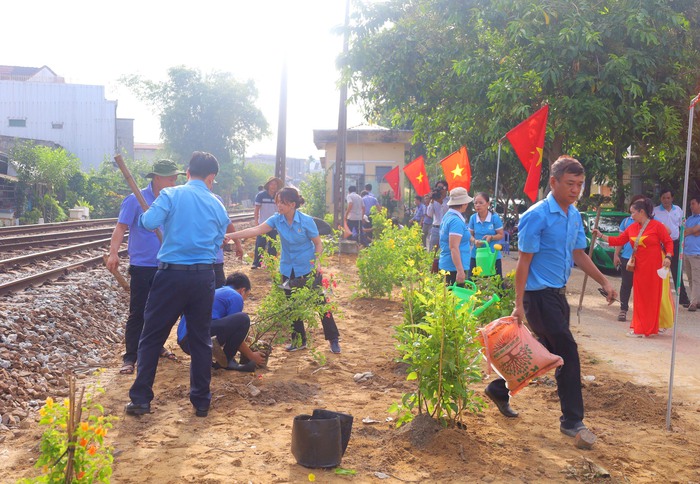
left=0, top=80, right=117, bottom=170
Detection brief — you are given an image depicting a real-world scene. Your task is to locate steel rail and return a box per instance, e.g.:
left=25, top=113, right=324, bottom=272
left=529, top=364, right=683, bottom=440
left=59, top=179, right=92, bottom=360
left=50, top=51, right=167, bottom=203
left=1, top=230, right=115, bottom=252
left=0, top=218, right=117, bottom=236
left=0, top=249, right=128, bottom=296
left=0, top=237, right=122, bottom=271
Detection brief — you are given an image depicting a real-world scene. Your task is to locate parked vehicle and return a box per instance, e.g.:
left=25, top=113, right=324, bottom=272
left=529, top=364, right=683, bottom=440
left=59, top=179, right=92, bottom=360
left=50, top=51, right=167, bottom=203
left=581, top=210, right=629, bottom=272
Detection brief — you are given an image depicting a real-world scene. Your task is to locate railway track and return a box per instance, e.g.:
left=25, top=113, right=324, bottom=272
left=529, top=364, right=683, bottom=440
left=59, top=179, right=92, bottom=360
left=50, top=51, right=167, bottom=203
left=0, top=211, right=255, bottom=296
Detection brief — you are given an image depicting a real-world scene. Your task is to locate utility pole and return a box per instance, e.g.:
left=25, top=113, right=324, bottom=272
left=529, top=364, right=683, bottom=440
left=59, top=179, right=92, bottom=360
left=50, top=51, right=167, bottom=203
left=333, top=0, right=351, bottom=228
left=275, top=60, right=288, bottom=183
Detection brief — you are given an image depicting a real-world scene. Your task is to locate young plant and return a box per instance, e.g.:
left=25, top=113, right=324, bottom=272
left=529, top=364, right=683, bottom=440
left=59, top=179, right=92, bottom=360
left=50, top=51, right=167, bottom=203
left=390, top=272, right=485, bottom=428
left=355, top=209, right=432, bottom=298
left=250, top=237, right=338, bottom=354
left=19, top=376, right=116, bottom=483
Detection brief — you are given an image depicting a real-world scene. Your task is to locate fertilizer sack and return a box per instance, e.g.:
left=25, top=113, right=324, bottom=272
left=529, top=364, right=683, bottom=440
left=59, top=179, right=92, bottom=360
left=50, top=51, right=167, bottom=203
left=477, top=316, right=563, bottom=396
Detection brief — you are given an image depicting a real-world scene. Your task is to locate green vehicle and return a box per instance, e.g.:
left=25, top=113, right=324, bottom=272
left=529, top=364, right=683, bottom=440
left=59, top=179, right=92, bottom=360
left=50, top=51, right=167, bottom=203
left=581, top=210, right=630, bottom=272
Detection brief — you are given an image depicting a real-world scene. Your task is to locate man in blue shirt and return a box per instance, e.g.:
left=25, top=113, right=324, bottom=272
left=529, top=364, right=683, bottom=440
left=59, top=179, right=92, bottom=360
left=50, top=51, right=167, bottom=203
left=613, top=195, right=645, bottom=321
left=654, top=188, right=690, bottom=306
left=684, top=196, right=700, bottom=311
left=177, top=272, right=266, bottom=371
left=126, top=151, right=235, bottom=418
left=106, top=159, right=185, bottom=375
left=484, top=156, right=616, bottom=445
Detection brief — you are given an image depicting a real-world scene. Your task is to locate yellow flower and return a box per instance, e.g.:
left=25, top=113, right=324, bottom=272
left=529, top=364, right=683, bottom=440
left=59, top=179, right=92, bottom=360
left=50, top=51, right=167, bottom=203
left=63, top=399, right=70, bottom=407
left=308, top=474, right=316, bottom=482
left=80, top=422, right=89, bottom=432
left=406, top=259, right=415, bottom=267
left=39, top=408, right=47, bottom=417
left=45, top=397, right=54, bottom=408
left=506, top=269, right=516, bottom=278
left=472, top=266, right=483, bottom=276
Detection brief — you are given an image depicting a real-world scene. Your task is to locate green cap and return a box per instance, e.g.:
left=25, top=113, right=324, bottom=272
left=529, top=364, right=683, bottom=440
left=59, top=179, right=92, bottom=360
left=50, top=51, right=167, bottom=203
left=145, top=159, right=186, bottom=178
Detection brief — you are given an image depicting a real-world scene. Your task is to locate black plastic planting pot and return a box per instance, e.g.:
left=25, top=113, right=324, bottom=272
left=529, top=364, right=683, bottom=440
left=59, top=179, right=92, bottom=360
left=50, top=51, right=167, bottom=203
left=291, top=409, right=353, bottom=468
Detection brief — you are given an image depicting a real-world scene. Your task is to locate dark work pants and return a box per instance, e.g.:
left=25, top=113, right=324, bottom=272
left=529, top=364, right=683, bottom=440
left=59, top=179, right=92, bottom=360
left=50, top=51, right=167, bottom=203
left=129, top=268, right=215, bottom=409
left=214, top=263, right=225, bottom=289
left=179, top=312, right=251, bottom=364
left=670, top=240, right=689, bottom=304
left=124, top=265, right=158, bottom=364
left=347, top=220, right=361, bottom=244
left=252, top=230, right=278, bottom=268
left=619, top=257, right=633, bottom=312
left=486, top=289, right=584, bottom=428
left=283, top=271, right=340, bottom=344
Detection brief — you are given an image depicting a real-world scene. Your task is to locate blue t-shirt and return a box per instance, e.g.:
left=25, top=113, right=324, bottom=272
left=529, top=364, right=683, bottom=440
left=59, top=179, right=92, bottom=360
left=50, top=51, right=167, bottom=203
left=140, top=180, right=231, bottom=265
left=117, top=183, right=161, bottom=267
left=618, top=216, right=634, bottom=259
left=685, top=214, right=700, bottom=256
left=468, top=212, right=503, bottom=259
left=438, top=209, right=472, bottom=272
left=518, top=192, right=587, bottom=290
left=411, top=203, right=425, bottom=223
left=178, top=285, right=244, bottom=342
left=264, top=210, right=319, bottom=277
left=363, top=194, right=380, bottom=216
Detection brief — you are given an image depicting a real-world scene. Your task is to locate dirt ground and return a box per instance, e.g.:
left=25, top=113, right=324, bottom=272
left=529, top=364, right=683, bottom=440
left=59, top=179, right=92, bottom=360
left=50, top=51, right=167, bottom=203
left=3, top=247, right=700, bottom=483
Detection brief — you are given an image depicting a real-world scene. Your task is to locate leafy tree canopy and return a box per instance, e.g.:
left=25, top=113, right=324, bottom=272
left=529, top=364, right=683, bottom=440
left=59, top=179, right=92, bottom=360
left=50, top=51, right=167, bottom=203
left=122, top=66, right=270, bottom=200
left=346, top=0, right=700, bottom=209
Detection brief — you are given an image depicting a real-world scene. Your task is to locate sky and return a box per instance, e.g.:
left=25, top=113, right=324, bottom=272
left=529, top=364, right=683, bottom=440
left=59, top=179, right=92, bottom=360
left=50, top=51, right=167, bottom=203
left=4, top=0, right=371, bottom=160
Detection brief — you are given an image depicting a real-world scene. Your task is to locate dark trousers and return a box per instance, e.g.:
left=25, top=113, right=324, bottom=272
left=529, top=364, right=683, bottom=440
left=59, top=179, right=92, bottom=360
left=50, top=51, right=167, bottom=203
left=619, top=257, right=633, bottom=312
left=486, top=289, right=584, bottom=428
left=180, top=312, right=250, bottom=364
left=347, top=220, right=361, bottom=244
left=670, top=240, right=689, bottom=304
left=252, top=230, right=278, bottom=267
left=214, top=263, right=225, bottom=289
left=124, top=265, right=158, bottom=364
left=283, top=271, right=340, bottom=344
left=129, top=268, right=215, bottom=409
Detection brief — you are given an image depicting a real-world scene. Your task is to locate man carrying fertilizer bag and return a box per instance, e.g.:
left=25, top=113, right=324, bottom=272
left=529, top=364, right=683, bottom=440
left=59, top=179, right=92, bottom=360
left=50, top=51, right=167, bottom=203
left=484, top=156, right=616, bottom=446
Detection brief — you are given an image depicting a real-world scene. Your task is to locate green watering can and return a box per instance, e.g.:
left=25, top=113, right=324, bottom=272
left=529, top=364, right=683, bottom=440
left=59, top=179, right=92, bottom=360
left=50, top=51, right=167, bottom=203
left=449, top=282, right=501, bottom=317
left=475, top=242, right=501, bottom=277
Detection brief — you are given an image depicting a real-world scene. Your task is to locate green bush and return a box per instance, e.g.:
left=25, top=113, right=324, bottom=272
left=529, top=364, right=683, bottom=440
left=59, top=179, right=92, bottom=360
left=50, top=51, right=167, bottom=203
left=355, top=208, right=431, bottom=298
left=390, top=272, right=485, bottom=428
left=299, top=171, right=327, bottom=219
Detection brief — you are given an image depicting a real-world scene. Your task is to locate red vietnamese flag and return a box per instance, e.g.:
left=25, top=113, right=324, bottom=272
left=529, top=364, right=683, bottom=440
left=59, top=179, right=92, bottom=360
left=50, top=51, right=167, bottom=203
left=403, top=156, right=431, bottom=196
left=383, top=165, right=401, bottom=200
left=505, top=105, right=549, bottom=202
left=440, top=146, right=471, bottom=191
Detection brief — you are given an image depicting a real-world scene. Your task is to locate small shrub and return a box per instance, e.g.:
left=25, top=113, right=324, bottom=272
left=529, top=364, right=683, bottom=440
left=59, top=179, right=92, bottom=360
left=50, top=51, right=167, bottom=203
left=390, top=272, right=485, bottom=428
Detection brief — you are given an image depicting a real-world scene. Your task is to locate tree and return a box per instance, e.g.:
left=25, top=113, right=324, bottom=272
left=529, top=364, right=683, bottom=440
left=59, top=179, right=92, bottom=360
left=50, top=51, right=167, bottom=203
left=345, top=0, right=700, bottom=209
left=11, top=142, right=81, bottom=222
left=122, top=66, right=269, bottom=199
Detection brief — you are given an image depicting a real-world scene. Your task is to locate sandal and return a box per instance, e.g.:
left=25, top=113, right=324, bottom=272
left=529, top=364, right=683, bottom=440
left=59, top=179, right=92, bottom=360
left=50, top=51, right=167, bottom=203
left=160, top=348, right=178, bottom=361
left=617, top=310, right=627, bottom=322
left=119, top=362, right=135, bottom=375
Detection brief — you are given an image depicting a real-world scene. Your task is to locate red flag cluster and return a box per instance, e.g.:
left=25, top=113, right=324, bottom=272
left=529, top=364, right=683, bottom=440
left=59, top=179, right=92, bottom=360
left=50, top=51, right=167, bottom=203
left=381, top=105, right=548, bottom=204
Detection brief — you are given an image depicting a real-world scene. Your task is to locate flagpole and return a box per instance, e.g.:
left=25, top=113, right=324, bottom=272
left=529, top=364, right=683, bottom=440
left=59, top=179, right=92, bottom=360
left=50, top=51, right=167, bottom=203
left=666, top=92, right=699, bottom=431
left=494, top=141, right=502, bottom=211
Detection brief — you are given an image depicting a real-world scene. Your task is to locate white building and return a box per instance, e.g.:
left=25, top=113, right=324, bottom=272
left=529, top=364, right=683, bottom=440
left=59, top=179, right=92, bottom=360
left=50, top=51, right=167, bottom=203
left=0, top=65, right=119, bottom=170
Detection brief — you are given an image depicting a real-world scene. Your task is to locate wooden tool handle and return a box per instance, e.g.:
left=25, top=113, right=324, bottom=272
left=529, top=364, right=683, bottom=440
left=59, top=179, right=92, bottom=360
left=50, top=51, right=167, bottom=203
left=113, top=154, right=163, bottom=242
left=102, top=255, right=130, bottom=292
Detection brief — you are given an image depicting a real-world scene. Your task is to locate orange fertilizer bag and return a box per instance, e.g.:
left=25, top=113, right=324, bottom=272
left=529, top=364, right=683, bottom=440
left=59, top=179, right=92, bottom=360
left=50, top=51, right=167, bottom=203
left=477, top=316, right=564, bottom=396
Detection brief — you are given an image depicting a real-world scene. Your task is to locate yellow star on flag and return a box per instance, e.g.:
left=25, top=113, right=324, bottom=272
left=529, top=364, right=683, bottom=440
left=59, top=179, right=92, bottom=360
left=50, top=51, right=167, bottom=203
left=535, top=147, right=543, bottom=167
left=416, top=172, right=423, bottom=184
left=630, top=235, right=647, bottom=248
left=451, top=164, right=464, bottom=179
